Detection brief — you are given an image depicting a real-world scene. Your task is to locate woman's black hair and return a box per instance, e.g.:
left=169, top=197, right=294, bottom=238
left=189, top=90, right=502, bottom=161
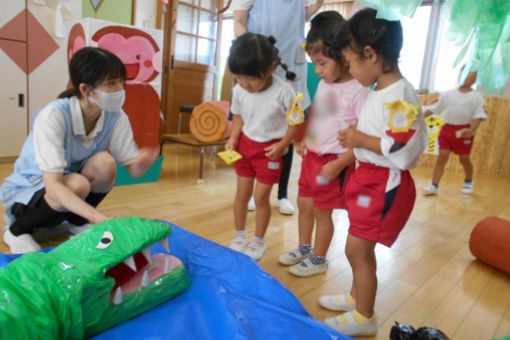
left=306, top=11, right=346, bottom=65
left=336, top=8, right=403, bottom=73
left=228, top=33, right=296, bottom=81
left=58, top=47, right=126, bottom=99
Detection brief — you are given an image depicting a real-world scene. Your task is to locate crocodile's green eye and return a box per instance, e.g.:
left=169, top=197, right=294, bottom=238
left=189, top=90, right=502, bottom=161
left=97, top=231, right=114, bottom=249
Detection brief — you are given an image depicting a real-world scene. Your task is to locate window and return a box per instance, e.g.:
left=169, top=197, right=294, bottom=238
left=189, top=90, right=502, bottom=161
left=174, top=0, right=218, bottom=65
left=400, top=5, right=431, bottom=90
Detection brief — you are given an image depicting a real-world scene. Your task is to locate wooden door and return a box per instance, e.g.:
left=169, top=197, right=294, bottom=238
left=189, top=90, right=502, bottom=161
left=161, top=0, right=223, bottom=133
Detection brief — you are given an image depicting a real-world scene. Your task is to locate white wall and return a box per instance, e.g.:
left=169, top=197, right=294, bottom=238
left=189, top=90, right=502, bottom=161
left=134, top=0, right=157, bottom=28
left=28, top=0, right=82, bottom=124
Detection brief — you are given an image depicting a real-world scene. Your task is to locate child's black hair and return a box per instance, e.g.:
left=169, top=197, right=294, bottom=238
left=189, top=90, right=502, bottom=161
left=59, top=47, right=126, bottom=98
left=228, top=33, right=296, bottom=81
left=306, top=11, right=346, bottom=65
left=336, top=8, right=403, bottom=73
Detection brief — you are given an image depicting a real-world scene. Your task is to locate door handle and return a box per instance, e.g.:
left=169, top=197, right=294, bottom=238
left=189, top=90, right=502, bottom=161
left=18, top=93, right=24, bottom=108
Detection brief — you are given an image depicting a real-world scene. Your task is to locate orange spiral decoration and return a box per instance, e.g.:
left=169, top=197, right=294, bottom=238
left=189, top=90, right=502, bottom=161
left=189, top=101, right=231, bottom=142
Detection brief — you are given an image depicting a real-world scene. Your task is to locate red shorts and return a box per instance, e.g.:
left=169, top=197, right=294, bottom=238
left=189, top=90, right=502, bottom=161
left=438, top=124, right=473, bottom=155
left=298, top=151, right=354, bottom=210
left=345, top=162, right=416, bottom=247
left=234, top=134, right=283, bottom=184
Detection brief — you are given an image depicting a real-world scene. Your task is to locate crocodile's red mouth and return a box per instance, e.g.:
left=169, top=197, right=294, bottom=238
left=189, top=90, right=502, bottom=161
left=105, top=240, right=183, bottom=304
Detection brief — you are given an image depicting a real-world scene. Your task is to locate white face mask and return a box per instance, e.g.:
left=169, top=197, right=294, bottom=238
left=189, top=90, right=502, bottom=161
left=89, top=88, right=126, bottom=112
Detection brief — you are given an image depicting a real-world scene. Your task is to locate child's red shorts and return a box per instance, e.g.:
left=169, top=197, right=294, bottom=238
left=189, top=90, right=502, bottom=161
left=345, top=162, right=416, bottom=247
left=438, top=123, right=473, bottom=155
left=298, top=151, right=355, bottom=210
left=235, top=134, right=283, bottom=184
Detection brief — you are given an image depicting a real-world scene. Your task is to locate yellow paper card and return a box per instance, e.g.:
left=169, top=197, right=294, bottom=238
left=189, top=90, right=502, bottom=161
left=217, top=150, right=243, bottom=165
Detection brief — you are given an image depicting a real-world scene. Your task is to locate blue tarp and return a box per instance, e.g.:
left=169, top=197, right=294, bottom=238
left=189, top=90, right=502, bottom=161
left=0, top=221, right=351, bottom=340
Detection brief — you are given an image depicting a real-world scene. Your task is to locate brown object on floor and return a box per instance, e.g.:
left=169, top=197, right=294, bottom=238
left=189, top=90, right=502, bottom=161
left=469, top=216, right=510, bottom=275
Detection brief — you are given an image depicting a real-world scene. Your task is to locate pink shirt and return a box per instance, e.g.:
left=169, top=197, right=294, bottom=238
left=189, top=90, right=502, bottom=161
left=305, top=79, right=368, bottom=155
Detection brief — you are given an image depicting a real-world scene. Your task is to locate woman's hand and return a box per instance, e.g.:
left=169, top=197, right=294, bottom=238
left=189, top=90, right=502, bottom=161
left=134, top=147, right=159, bottom=172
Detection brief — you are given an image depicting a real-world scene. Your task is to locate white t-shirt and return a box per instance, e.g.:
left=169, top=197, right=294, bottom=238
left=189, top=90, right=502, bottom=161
left=425, top=89, right=487, bottom=125
left=230, top=76, right=296, bottom=142
left=231, top=0, right=317, bottom=10
left=306, top=79, right=368, bottom=155
left=354, top=79, right=427, bottom=170
left=33, top=96, right=139, bottom=173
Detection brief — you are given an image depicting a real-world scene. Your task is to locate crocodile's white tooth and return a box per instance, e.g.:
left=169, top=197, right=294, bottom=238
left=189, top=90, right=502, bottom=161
left=159, top=238, right=170, bottom=252
left=123, top=256, right=136, bottom=271
left=141, top=269, right=150, bottom=288
left=113, top=287, right=123, bottom=305
left=142, top=247, right=153, bottom=265
left=164, top=257, right=173, bottom=274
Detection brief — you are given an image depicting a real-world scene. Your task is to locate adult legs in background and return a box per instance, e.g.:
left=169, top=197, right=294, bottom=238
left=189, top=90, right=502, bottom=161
left=277, top=143, right=295, bottom=214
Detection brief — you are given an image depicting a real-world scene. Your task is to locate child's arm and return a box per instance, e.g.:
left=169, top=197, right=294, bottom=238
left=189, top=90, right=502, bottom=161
left=264, top=124, right=299, bottom=160
left=226, top=115, right=243, bottom=150
left=319, top=149, right=355, bottom=181
left=461, top=118, right=482, bottom=138
left=338, top=124, right=383, bottom=155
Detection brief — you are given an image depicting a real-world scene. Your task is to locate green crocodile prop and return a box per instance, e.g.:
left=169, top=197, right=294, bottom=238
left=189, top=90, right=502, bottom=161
left=0, top=217, right=191, bottom=339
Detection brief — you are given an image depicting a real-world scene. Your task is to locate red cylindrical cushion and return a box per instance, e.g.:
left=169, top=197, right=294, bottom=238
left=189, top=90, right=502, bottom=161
left=469, top=216, right=510, bottom=275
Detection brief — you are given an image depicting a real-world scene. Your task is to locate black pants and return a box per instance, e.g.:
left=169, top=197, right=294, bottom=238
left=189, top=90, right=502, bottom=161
left=9, top=188, right=107, bottom=235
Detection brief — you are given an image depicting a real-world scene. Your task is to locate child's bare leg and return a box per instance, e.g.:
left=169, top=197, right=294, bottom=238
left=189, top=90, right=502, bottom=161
left=459, top=154, right=473, bottom=181
left=253, top=182, right=273, bottom=238
left=312, top=207, right=333, bottom=257
left=431, top=149, right=451, bottom=185
left=298, top=196, right=314, bottom=245
left=234, top=176, right=254, bottom=231
left=345, top=234, right=377, bottom=318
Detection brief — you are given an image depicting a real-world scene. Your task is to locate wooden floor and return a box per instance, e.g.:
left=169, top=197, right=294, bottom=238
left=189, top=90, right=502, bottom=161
left=1, top=144, right=509, bottom=340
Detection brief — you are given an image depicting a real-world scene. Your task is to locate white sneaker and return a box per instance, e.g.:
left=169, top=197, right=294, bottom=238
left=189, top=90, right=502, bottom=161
left=3, top=226, right=42, bottom=254
left=277, top=198, right=295, bottom=215
left=229, top=236, right=247, bottom=252
left=461, top=181, right=473, bottom=194
left=319, top=294, right=355, bottom=311
left=243, top=241, right=267, bottom=261
left=248, top=196, right=256, bottom=211
left=423, top=184, right=439, bottom=195
left=279, top=248, right=311, bottom=265
left=324, top=311, right=377, bottom=336
left=289, top=258, right=328, bottom=277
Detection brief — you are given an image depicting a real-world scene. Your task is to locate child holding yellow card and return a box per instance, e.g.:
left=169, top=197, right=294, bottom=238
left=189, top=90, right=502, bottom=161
left=225, top=33, right=302, bottom=261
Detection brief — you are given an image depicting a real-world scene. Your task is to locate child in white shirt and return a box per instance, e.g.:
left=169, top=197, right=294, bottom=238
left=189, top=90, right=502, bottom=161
left=278, top=11, right=368, bottom=277
left=226, top=33, right=301, bottom=261
left=320, top=8, right=427, bottom=336
left=423, top=71, right=486, bottom=195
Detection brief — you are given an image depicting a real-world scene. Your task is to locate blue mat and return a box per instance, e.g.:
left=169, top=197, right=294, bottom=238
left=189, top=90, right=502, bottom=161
left=0, top=221, right=351, bottom=340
